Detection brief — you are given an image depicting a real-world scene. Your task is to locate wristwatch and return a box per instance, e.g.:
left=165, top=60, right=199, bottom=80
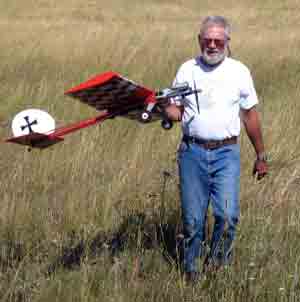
left=256, top=152, right=268, bottom=162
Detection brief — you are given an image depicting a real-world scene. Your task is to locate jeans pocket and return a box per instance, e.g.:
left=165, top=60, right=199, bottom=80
left=177, top=140, right=189, bottom=159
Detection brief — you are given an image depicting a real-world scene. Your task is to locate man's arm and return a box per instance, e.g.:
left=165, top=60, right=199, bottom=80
left=241, top=106, right=268, bottom=179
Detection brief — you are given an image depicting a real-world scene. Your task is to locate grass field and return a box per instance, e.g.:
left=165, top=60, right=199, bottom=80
left=1, top=0, right=300, bottom=301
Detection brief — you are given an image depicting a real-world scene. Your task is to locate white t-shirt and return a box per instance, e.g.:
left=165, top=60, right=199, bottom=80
left=173, top=56, right=258, bottom=140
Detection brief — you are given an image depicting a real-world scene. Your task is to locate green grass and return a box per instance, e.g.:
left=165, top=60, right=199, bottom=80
left=1, top=0, right=300, bottom=301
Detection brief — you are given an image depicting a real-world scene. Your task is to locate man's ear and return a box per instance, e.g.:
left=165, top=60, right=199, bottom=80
left=226, top=37, right=232, bottom=57
left=198, top=34, right=203, bottom=48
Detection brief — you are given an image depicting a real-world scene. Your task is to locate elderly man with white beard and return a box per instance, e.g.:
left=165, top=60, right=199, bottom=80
left=165, top=16, right=268, bottom=284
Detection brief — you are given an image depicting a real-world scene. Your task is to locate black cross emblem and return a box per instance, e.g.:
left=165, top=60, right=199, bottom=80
left=21, top=116, right=38, bottom=133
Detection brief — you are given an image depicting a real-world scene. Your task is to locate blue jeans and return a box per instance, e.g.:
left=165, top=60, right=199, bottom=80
left=177, top=140, right=240, bottom=272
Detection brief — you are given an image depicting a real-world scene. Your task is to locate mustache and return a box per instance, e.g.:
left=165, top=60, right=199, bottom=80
left=204, top=49, right=225, bottom=56
left=205, top=49, right=222, bottom=55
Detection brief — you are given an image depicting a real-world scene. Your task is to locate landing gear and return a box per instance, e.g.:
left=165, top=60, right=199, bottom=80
left=161, top=119, right=173, bottom=130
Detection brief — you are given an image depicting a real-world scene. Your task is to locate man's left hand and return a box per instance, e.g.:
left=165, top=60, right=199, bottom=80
left=253, top=159, right=268, bottom=180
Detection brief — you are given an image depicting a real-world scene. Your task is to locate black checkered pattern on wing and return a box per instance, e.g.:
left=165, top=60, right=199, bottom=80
left=69, top=77, right=144, bottom=111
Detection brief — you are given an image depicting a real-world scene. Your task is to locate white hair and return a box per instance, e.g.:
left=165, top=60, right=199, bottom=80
left=200, top=16, right=231, bottom=38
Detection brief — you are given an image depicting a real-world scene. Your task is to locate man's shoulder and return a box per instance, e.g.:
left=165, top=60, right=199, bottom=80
left=178, top=58, right=197, bottom=71
left=224, top=57, right=251, bottom=75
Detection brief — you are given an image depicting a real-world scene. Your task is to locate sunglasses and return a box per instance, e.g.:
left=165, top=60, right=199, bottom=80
left=201, top=38, right=227, bottom=49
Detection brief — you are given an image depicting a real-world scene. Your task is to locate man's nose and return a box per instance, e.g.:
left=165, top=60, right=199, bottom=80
left=208, top=39, right=216, bottom=48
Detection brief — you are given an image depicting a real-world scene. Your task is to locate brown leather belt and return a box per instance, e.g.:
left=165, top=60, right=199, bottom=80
left=183, top=135, right=238, bottom=150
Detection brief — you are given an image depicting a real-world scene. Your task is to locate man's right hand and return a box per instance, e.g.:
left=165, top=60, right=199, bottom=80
left=164, top=104, right=183, bottom=121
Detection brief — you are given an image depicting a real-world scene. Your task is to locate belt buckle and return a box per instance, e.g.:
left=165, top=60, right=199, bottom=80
left=206, top=140, right=220, bottom=150
left=203, top=142, right=210, bottom=149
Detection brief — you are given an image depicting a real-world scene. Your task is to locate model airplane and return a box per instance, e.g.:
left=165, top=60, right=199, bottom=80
left=5, top=71, right=201, bottom=149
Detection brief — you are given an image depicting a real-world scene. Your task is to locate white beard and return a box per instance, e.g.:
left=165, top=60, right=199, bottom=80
left=202, top=50, right=226, bottom=66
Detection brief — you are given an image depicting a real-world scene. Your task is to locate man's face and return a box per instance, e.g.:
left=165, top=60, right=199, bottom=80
left=199, top=25, right=228, bottom=66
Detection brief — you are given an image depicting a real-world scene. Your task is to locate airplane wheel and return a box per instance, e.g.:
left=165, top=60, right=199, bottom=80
left=161, top=119, right=173, bottom=130
left=140, top=111, right=152, bottom=123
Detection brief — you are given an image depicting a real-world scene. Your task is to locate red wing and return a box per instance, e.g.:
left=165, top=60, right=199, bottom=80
left=65, top=71, right=155, bottom=119
left=6, top=132, right=64, bottom=149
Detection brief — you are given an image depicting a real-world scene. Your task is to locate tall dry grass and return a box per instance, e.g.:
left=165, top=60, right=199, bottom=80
left=1, top=0, right=300, bottom=301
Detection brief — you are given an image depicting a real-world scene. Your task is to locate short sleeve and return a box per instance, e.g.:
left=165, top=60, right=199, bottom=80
left=239, top=68, right=259, bottom=110
left=170, top=65, right=186, bottom=106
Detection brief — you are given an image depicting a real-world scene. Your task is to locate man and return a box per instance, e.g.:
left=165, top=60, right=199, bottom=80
left=165, top=16, right=268, bottom=283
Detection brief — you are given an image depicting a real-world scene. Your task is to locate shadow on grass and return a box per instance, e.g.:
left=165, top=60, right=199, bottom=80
left=0, top=238, right=25, bottom=272
left=47, top=210, right=184, bottom=275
